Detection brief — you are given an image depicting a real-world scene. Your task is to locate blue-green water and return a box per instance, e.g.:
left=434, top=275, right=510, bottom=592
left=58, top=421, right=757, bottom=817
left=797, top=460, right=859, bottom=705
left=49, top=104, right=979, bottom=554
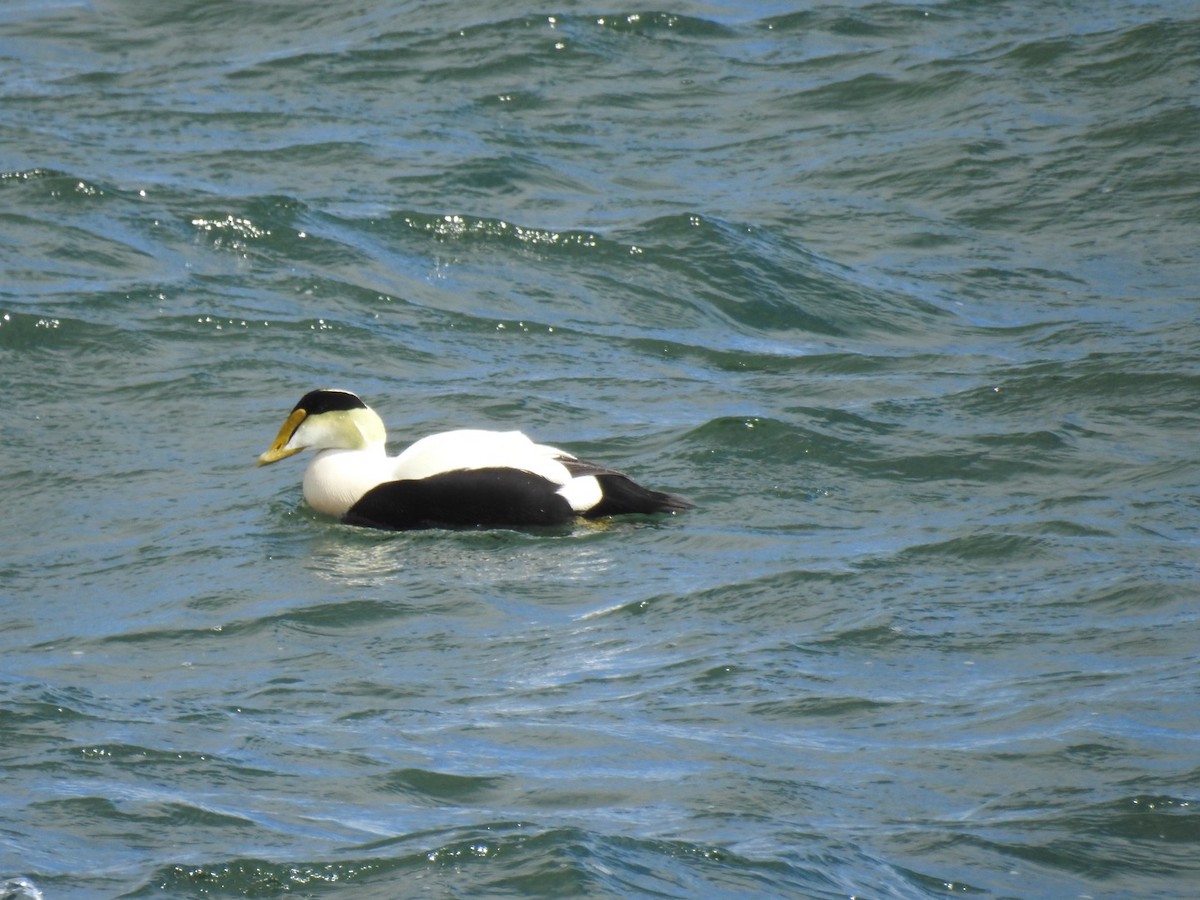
left=2, top=1, right=1199, bottom=897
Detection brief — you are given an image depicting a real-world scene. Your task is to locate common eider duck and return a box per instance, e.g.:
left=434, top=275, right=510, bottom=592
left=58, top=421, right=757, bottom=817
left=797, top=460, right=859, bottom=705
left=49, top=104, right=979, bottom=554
left=257, top=389, right=691, bottom=530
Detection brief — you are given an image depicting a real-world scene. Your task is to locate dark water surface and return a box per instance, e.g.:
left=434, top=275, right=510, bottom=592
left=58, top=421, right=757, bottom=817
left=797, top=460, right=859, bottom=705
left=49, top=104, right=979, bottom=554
left=2, top=1, right=1198, bottom=897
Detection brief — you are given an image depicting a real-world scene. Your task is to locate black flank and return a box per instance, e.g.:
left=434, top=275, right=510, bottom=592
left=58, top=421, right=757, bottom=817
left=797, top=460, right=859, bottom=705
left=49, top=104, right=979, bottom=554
left=343, top=468, right=576, bottom=530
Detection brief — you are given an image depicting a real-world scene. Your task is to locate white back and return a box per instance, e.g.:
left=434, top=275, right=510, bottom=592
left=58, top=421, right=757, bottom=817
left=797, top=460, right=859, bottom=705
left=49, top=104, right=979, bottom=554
left=391, top=429, right=575, bottom=485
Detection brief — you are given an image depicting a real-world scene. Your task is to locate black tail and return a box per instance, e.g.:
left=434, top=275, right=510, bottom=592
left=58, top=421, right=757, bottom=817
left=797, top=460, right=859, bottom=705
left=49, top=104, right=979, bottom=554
left=583, top=472, right=692, bottom=519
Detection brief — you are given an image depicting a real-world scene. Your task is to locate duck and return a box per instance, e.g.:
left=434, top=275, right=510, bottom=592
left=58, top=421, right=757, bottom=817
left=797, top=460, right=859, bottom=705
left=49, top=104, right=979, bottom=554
left=257, top=388, right=691, bottom=530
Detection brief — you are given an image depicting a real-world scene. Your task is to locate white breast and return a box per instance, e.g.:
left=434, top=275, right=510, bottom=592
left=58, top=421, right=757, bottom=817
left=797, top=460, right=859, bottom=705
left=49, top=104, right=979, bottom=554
left=302, top=448, right=395, bottom=518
